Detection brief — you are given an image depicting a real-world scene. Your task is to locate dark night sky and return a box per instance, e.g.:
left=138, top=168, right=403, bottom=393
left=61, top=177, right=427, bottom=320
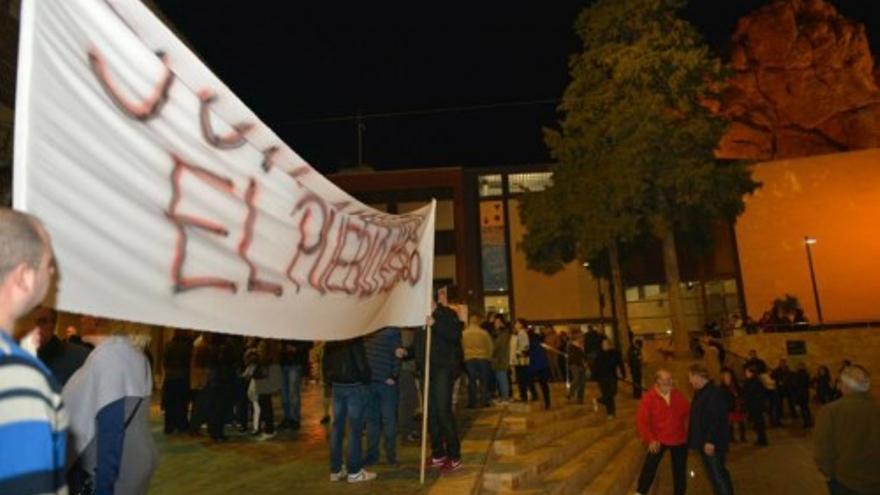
left=153, top=1, right=880, bottom=173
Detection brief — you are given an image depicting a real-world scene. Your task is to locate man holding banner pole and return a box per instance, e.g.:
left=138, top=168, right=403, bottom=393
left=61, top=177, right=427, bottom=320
left=408, top=287, right=464, bottom=482
left=426, top=288, right=464, bottom=475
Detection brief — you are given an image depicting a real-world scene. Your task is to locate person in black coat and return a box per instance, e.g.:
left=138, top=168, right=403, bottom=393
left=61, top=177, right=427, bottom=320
left=583, top=326, right=604, bottom=370
left=813, top=365, right=834, bottom=405
left=627, top=339, right=644, bottom=399
left=324, top=337, right=376, bottom=481
left=791, top=363, right=812, bottom=428
left=400, top=290, right=465, bottom=473
left=744, top=349, right=768, bottom=374
left=593, top=339, right=625, bottom=418
left=687, top=364, right=734, bottom=495
left=161, top=331, right=193, bottom=434
left=743, top=366, right=768, bottom=446
left=35, top=308, right=91, bottom=386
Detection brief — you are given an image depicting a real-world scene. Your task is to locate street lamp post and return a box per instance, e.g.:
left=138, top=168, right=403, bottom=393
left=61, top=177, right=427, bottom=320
left=804, top=237, right=824, bottom=327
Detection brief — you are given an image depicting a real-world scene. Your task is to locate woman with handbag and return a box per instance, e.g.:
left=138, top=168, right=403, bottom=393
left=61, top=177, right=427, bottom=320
left=62, top=327, right=157, bottom=495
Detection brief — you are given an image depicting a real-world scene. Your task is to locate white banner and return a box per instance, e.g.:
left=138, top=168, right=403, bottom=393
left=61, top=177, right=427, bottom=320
left=13, top=0, right=435, bottom=340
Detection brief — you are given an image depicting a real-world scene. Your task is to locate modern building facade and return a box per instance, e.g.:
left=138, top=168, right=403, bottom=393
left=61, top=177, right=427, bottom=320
left=331, top=164, right=746, bottom=337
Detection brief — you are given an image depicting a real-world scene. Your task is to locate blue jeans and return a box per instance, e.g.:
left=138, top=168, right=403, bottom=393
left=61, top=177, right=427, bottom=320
left=494, top=370, right=510, bottom=400
left=281, top=364, right=303, bottom=423
left=700, top=452, right=734, bottom=495
left=365, top=381, right=399, bottom=464
left=465, top=359, right=492, bottom=407
left=330, top=383, right=367, bottom=474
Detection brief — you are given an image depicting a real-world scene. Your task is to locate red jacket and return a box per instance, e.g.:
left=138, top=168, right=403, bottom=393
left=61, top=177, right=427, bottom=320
left=636, top=386, right=690, bottom=446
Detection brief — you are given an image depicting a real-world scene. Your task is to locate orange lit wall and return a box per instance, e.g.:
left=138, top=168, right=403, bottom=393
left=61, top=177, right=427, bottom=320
left=736, top=149, right=880, bottom=323
left=507, top=199, right=606, bottom=321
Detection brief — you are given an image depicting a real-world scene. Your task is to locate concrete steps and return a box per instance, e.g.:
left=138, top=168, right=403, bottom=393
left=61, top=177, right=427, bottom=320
left=480, top=382, right=643, bottom=495
left=581, top=436, right=646, bottom=495
left=502, top=401, right=589, bottom=432
left=482, top=416, right=618, bottom=492
left=492, top=409, right=604, bottom=457
left=542, top=426, right=636, bottom=495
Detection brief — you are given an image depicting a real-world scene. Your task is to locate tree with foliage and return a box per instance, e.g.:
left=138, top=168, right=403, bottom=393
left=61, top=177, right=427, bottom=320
left=520, top=0, right=758, bottom=353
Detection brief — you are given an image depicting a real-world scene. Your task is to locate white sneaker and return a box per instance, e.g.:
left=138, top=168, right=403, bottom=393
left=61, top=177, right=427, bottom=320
left=347, top=469, right=377, bottom=483
left=329, top=468, right=347, bottom=482
left=258, top=432, right=277, bottom=441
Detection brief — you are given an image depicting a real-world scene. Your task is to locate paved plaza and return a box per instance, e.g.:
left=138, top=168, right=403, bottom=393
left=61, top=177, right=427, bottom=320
left=148, top=383, right=830, bottom=495
left=148, top=382, right=495, bottom=495
left=654, top=422, right=827, bottom=494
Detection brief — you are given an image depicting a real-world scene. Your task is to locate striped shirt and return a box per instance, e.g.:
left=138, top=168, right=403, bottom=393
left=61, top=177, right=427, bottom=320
left=0, top=331, right=68, bottom=495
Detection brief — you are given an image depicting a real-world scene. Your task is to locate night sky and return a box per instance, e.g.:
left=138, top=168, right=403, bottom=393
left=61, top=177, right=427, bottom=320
left=153, top=0, right=880, bottom=173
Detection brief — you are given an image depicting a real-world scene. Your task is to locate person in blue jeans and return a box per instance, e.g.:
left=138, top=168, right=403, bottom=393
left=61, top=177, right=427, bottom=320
left=324, top=338, right=375, bottom=483
left=688, top=364, right=734, bottom=495
left=462, top=315, right=494, bottom=408
left=279, top=340, right=312, bottom=430
left=364, top=327, right=403, bottom=465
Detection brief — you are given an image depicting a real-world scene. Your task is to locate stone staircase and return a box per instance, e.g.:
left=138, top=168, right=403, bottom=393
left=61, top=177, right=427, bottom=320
left=479, top=383, right=645, bottom=495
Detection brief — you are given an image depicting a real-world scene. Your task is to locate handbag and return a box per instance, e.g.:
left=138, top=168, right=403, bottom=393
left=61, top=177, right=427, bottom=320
left=70, top=399, right=143, bottom=495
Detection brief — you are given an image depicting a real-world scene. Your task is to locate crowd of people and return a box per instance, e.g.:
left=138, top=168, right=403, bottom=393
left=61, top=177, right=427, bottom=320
left=0, top=207, right=641, bottom=492
left=1, top=209, right=878, bottom=495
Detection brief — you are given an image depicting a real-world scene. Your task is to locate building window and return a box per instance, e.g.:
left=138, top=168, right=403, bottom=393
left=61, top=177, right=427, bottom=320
left=484, top=295, right=510, bottom=316
left=480, top=200, right=509, bottom=292
left=508, top=172, right=553, bottom=193
left=478, top=174, right=503, bottom=197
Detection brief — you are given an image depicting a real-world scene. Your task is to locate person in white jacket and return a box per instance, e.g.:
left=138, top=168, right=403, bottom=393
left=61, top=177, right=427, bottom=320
left=513, top=318, right=537, bottom=402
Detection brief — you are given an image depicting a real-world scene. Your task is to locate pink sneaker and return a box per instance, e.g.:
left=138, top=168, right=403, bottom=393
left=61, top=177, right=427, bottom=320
left=426, top=456, right=447, bottom=469
left=441, top=458, right=463, bottom=475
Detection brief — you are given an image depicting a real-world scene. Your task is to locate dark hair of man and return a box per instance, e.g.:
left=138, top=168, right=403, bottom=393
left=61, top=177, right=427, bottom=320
left=0, top=209, right=45, bottom=281
left=688, top=363, right=710, bottom=379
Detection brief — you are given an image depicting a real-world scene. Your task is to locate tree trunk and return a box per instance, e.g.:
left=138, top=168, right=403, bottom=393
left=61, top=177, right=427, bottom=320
left=661, top=229, right=689, bottom=354
left=608, top=241, right=630, bottom=350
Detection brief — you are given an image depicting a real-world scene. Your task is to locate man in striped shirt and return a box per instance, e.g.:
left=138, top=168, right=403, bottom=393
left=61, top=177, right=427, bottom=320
left=0, top=209, right=68, bottom=495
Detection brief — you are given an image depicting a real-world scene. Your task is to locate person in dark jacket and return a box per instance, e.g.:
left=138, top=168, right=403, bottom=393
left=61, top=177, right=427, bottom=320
left=364, top=327, right=403, bottom=466
left=628, top=338, right=644, bottom=399
left=720, top=368, right=746, bottom=443
left=743, top=366, right=768, bottom=446
left=567, top=332, right=587, bottom=404
left=402, top=290, right=465, bottom=475
left=744, top=349, right=768, bottom=374
left=593, top=339, right=625, bottom=418
left=424, top=295, right=465, bottom=474
left=528, top=328, right=552, bottom=410
left=161, top=331, right=192, bottom=434
left=791, top=363, right=813, bottom=428
left=687, top=364, right=734, bottom=495
left=772, top=359, right=797, bottom=420
left=813, top=365, right=834, bottom=405
left=206, top=335, right=237, bottom=442
left=324, top=337, right=375, bottom=483
left=35, top=307, right=91, bottom=386
left=279, top=339, right=312, bottom=430
left=583, top=325, right=604, bottom=371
